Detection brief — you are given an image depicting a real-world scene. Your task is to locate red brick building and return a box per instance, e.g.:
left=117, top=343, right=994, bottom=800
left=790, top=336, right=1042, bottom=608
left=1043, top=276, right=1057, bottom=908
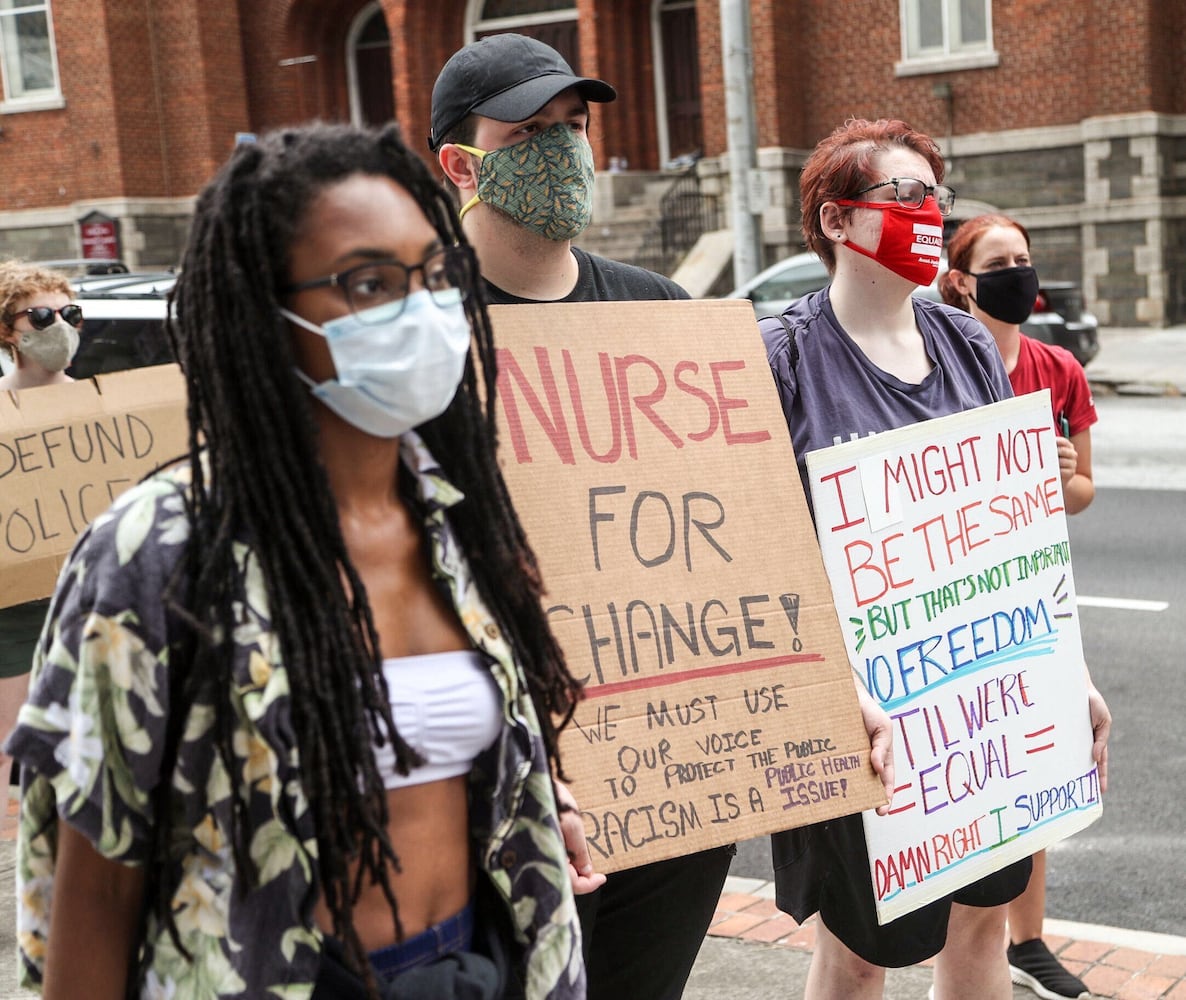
left=1, top=1, right=1184, bottom=324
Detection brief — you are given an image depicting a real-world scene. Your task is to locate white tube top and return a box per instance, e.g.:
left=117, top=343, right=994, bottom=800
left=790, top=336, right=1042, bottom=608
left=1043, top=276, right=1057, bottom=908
left=373, top=649, right=503, bottom=790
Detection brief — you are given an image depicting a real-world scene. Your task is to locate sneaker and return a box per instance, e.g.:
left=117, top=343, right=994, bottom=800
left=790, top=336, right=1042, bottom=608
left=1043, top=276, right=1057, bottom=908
left=1008, top=938, right=1090, bottom=999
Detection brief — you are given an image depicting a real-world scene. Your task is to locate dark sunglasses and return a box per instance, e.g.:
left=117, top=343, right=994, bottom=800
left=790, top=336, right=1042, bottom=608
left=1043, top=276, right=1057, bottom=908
left=7, top=304, right=85, bottom=330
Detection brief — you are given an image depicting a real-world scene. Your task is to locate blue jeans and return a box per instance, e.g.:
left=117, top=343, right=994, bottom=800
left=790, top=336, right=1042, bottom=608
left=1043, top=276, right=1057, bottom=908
left=312, top=899, right=506, bottom=1000
left=369, top=903, right=475, bottom=977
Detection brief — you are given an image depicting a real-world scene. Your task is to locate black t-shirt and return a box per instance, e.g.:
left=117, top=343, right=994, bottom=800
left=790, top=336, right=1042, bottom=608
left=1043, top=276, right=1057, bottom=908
left=482, top=247, right=689, bottom=304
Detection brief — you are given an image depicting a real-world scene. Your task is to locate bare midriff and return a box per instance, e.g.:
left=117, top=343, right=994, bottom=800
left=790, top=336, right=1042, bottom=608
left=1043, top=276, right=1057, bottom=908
left=314, top=774, right=473, bottom=950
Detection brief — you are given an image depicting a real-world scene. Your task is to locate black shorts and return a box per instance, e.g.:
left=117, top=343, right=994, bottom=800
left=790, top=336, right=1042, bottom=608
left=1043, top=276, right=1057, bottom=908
left=772, top=813, right=1031, bottom=968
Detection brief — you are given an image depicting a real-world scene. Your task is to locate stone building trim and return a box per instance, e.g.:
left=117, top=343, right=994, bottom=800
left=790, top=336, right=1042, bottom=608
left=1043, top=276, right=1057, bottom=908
left=0, top=197, right=196, bottom=270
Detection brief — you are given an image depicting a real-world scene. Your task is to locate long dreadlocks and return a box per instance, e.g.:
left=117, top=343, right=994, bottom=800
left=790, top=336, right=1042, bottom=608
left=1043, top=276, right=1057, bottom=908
left=154, top=121, right=582, bottom=987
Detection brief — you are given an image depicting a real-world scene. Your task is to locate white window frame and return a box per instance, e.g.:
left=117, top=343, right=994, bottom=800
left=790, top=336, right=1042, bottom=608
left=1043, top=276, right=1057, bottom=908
left=346, top=1, right=387, bottom=127
left=465, top=0, right=577, bottom=44
left=0, top=0, right=64, bottom=112
left=895, top=0, right=998, bottom=77
left=650, top=0, right=697, bottom=170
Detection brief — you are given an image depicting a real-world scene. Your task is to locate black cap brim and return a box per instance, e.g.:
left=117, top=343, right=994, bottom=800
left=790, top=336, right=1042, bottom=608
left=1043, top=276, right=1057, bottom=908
left=472, top=74, right=616, bottom=124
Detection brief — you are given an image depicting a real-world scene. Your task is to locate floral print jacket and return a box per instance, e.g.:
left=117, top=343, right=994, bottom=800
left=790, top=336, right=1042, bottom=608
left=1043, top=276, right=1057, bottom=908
left=6, top=432, right=584, bottom=999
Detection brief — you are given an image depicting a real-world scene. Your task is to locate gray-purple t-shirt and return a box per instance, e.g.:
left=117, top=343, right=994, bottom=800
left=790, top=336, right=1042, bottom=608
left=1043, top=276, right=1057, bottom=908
left=759, top=288, right=1013, bottom=504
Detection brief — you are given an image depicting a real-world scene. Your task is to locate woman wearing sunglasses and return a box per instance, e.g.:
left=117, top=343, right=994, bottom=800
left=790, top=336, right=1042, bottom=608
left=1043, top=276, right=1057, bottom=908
left=759, top=119, right=1106, bottom=1000
left=4, top=122, right=596, bottom=999
left=0, top=262, right=84, bottom=391
left=0, top=262, right=86, bottom=832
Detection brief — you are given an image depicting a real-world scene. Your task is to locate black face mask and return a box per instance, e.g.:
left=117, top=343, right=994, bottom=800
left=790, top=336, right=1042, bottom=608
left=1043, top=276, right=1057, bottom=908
left=969, top=265, right=1041, bottom=324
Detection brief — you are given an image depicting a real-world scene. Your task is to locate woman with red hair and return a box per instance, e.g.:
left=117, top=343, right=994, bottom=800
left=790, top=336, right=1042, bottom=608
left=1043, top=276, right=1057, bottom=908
left=759, top=120, right=1111, bottom=1000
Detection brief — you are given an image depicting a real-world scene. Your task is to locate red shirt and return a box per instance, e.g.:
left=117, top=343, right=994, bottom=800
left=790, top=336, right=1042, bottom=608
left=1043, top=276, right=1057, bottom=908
left=1009, top=334, right=1098, bottom=436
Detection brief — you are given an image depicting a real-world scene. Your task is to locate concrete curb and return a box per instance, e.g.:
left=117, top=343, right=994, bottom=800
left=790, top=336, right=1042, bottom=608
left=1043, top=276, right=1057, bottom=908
left=1087, top=376, right=1184, bottom=398
left=1041, top=918, right=1186, bottom=958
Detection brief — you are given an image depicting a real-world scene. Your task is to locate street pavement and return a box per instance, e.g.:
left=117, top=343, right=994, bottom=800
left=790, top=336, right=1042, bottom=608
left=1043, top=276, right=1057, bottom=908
left=0, top=326, right=1182, bottom=999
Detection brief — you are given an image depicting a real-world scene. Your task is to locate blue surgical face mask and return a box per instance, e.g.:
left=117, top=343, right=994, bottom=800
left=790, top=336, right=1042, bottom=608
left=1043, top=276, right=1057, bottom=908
left=281, top=289, right=471, bottom=438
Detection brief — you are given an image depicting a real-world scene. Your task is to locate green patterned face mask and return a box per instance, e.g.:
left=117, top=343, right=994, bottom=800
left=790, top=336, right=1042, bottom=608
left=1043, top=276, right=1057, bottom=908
left=455, top=123, right=595, bottom=241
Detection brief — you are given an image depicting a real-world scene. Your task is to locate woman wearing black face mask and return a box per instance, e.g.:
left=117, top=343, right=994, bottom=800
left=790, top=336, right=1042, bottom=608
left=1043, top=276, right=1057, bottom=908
left=941, top=214, right=1109, bottom=1000
left=941, top=215, right=1096, bottom=515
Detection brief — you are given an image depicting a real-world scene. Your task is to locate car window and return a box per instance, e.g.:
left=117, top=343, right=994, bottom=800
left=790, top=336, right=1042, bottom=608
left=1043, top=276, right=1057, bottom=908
left=68, top=315, right=175, bottom=379
left=68, top=272, right=177, bottom=379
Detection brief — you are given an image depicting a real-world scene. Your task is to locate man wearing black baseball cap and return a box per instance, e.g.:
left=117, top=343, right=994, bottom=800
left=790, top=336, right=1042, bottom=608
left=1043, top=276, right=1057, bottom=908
left=431, top=33, right=695, bottom=305
left=431, top=33, right=734, bottom=1000
left=429, top=33, right=616, bottom=155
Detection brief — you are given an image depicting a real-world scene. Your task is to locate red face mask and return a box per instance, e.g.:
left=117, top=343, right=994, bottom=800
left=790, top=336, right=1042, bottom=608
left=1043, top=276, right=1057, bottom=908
left=834, top=196, right=944, bottom=286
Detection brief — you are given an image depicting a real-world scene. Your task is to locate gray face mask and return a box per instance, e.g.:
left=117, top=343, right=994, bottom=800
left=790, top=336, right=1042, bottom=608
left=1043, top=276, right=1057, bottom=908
left=17, top=320, right=79, bottom=373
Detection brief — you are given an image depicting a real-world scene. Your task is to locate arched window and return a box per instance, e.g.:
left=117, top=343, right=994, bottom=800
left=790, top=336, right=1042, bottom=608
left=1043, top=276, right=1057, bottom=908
left=467, top=0, right=578, bottom=70
left=347, top=3, right=394, bottom=126
left=652, top=0, right=702, bottom=167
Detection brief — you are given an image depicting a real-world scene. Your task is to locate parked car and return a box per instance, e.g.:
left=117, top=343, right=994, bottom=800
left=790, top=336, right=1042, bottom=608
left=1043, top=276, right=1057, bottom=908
left=66, top=270, right=176, bottom=378
left=725, top=251, right=1100, bottom=366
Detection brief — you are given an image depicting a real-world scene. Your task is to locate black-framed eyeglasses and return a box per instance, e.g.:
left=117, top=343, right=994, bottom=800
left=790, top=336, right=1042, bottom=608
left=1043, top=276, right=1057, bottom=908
left=6, top=304, right=85, bottom=330
left=851, top=177, right=956, bottom=217
left=283, top=245, right=475, bottom=324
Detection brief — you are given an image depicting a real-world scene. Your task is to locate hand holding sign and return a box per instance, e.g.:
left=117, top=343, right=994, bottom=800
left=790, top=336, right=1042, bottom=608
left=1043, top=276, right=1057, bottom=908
left=0, top=364, right=187, bottom=608
left=489, top=299, right=888, bottom=872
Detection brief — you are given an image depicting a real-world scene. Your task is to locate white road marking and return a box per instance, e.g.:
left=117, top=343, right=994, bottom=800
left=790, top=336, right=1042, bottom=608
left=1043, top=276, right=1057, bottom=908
left=1077, top=595, right=1169, bottom=612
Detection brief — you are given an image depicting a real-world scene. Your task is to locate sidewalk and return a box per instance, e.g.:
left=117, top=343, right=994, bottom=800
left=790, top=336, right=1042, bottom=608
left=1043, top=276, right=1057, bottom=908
left=0, top=799, right=31, bottom=1000
left=684, top=873, right=1186, bottom=999
left=1085, top=326, right=1186, bottom=397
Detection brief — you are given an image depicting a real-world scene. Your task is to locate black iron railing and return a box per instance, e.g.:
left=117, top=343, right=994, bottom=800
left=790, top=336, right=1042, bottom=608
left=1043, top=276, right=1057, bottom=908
left=633, top=162, right=720, bottom=277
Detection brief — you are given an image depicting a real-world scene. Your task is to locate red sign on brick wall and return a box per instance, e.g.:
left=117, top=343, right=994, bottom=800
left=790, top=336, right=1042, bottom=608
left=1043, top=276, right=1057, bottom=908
left=79, top=212, right=118, bottom=260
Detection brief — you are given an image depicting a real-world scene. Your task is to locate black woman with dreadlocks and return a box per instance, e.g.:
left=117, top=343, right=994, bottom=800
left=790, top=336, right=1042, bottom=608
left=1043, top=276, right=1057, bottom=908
left=4, top=121, right=600, bottom=1000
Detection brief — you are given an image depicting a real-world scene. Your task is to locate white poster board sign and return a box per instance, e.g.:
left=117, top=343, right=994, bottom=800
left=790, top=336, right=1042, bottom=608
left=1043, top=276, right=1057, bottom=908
left=805, top=391, right=1102, bottom=923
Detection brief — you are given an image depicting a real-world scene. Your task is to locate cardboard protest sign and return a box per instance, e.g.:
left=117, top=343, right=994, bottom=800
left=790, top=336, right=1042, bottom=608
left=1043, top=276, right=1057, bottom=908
left=805, top=391, right=1101, bottom=923
left=0, top=364, right=187, bottom=608
left=488, top=299, right=885, bottom=873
